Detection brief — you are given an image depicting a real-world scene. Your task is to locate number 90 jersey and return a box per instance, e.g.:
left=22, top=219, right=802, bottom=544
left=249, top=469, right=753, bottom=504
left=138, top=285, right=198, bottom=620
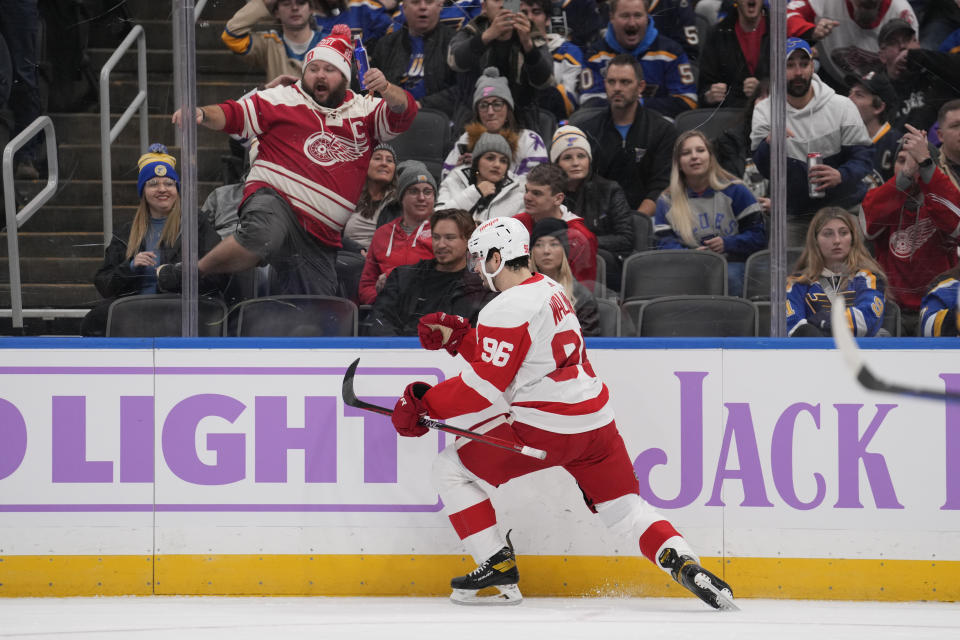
left=422, top=273, right=614, bottom=434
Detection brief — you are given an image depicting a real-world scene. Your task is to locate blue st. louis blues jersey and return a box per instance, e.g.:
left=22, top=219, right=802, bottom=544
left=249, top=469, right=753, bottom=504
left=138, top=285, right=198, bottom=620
left=582, top=18, right=697, bottom=117
left=920, top=277, right=960, bottom=337
left=786, top=270, right=885, bottom=337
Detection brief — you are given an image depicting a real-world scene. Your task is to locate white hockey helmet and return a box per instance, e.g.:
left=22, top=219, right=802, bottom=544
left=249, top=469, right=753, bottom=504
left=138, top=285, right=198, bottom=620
left=468, top=216, right=530, bottom=291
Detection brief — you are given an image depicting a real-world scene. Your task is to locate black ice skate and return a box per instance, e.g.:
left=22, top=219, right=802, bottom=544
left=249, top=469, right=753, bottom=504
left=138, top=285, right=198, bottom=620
left=658, top=547, right=738, bottom=611
left=449, top=531, right=522, bottom=606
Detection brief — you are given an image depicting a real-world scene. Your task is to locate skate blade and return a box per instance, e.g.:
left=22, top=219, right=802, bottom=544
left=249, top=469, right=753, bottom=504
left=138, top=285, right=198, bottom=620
left=692, top=572, right=739, bottom=612
left=450, top=584, right=523, bottom=606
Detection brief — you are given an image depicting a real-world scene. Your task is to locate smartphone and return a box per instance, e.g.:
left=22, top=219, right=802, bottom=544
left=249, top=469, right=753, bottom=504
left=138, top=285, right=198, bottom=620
left=457, top=143, right=468, bottom=155
left=700, top=234, right=718, bottom=245
left=503, top=0, right=521, bottom=14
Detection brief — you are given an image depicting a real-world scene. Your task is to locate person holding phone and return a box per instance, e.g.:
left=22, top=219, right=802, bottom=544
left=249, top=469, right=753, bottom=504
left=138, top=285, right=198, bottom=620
left=447, top=0, right=554, bottom=133
left=653, top=131, right=766, bottom=297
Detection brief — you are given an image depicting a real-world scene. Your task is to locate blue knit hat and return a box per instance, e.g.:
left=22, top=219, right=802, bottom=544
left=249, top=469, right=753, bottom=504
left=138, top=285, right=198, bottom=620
left=137, top=143, right=180, bottom=197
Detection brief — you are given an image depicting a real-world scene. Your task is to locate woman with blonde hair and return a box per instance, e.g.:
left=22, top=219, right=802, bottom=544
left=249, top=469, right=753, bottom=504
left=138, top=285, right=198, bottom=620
left=654, top=130, right=766, bottom=296
left=786, top=207, right=887, bottom=337
left=528, top=218, right=600, bottom=336
left=81, top=144, right=223, bottom=336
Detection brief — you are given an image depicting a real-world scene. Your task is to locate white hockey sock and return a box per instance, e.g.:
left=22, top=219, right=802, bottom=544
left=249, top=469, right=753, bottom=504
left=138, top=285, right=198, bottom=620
left=432, top=445, right=505, bottom=564
left=594, top=493, right=695, bottom=566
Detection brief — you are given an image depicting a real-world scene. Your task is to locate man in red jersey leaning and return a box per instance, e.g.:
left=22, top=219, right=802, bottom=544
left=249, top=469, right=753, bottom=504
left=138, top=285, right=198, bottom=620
left=391, top=216, right=736, bottom=609
left=170, top=24, right=416, bottom=295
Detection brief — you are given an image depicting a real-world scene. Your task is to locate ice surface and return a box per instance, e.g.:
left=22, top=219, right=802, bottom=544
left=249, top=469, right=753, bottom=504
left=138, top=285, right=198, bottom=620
left=2, top=596, right=958, bottom=639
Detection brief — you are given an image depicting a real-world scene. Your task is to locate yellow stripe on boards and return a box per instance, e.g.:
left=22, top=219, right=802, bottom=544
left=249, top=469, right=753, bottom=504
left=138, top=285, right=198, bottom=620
left=1, top=555, right=957, bottom=600
left=0, top=555, right=153, bottom=597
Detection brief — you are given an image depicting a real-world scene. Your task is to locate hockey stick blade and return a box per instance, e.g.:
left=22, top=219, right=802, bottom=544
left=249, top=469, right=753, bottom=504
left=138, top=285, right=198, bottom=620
left=830, top=297, right=960, bottom=402
left=341, top=358, right=547, bottom=460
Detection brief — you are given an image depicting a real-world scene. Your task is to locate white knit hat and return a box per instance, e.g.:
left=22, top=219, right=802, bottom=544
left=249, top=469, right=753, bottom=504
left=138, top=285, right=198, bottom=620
left=550, top=125, right=593, bottom=163
left=304, top=24, right=354, bottom=82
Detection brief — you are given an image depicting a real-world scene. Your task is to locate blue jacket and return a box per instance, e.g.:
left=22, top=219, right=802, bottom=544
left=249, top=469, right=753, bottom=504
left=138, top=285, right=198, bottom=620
left=786, top=269, right=885, bottom=337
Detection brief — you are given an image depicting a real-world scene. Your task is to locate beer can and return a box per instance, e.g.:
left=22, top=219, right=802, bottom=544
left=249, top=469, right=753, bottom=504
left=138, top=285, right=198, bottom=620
left=807, top=152, right=825, bottom=198
left=354, top=37, right=369, bottom=90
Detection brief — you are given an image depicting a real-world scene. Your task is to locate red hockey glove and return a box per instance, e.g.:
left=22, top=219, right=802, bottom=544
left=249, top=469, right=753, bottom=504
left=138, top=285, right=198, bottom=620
left=418, top=312, right=472, bottom=356
left=391, top=382, right=432, bottom=437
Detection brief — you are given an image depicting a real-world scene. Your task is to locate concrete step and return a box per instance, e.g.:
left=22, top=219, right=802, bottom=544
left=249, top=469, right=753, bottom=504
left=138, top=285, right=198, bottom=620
left=59, top=144, right=230, bottom=181
left=18, top=206, right=137, bottom=234
left=16, top=179, right=221, bottom=208
left=0, top=284, right=99, bottom=308
left=49, top=113, right=230, bottom=147
left=0, top=257, right=101, bottom=284
left=90, top=47, right=251, bottom=76
left=0, top=233, right=105, bottom=259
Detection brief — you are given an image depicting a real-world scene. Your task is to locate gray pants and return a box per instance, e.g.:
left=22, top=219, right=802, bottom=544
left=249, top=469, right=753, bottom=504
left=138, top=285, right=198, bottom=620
left=235, top=188, right=338, bottom=296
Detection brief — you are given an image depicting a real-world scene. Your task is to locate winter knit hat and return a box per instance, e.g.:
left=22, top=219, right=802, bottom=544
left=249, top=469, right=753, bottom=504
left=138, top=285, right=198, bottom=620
left=304, top=24, right=355, bottom=82
left=471, top=132, right=513, bottom=164
left=550, top=125, right=593, bottom=164
left=531, top=217, right=570, bottom=256
left=137, top=143, right=180, bottom=197
left=473, top=67, right=515, bottom=111
left=396, top=160, right=437, bottom=196
left=372, top=142, right=397, bottom=164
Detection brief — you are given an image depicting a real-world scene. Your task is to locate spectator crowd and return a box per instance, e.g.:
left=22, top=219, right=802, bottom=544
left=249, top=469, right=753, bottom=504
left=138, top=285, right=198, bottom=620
left=77, top=0, right=960, bottom=337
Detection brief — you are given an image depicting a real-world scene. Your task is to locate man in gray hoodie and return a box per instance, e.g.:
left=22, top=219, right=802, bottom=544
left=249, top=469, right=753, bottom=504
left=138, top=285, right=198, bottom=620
left=750, top=37, right=872, bottom=245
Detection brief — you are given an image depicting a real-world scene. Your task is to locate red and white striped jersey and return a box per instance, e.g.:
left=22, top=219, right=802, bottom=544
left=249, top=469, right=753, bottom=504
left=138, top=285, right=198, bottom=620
left=424, top=273, right=613, bottom=433
left=219, top=83, right=416, bottom=248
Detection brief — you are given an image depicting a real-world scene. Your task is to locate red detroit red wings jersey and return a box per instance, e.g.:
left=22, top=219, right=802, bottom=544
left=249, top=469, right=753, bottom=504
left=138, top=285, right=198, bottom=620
left=220, top=84, right=416, bottom=247
left=424, top=273, right=614, bottom=433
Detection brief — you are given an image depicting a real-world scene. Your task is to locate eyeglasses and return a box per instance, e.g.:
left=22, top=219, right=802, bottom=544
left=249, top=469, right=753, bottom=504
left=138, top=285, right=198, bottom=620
left=406, top=187, right=435, bottom=198
left=144, top=179, right=177, bottom=189
left=477, top=100, right=507, bottom=112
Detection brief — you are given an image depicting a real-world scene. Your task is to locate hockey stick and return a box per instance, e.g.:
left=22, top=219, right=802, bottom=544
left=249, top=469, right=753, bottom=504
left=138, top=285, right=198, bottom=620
left=830, top=298, right=960, bottom=402
left=341, top=358, right=548, bottom=460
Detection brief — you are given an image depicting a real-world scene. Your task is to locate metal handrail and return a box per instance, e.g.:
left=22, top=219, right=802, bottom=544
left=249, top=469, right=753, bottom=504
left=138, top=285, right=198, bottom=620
left=100, top=24, right=148, bottom=247
left=3, top=116, right=59, bottom=328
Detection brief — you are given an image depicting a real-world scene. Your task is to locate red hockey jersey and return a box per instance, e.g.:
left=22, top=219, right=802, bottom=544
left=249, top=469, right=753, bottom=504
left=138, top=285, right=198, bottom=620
left=423, top=273, right=613, bottom=433
left=219, top=83, right=417, bottom=248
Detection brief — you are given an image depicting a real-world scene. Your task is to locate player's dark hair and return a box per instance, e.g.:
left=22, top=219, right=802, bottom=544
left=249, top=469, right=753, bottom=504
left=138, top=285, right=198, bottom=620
left=484, top=248, right=530, bottom=271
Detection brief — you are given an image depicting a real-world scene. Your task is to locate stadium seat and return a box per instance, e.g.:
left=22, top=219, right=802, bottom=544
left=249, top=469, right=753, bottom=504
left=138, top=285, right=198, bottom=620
left=335, top=250, right=366, bottom=304
left=635, top=295, right=758, bottom=337
left=595, top=297, right=621, bottom=337
left=106, top=294, right=228, bottom=337
left=673, top=107, right=743, bottom=141
left=235, top=295, right=358, bottom=337
left=756, top=300, right=771, bottom=337
left=632, top=213, right=652, bottom=252
left=620, top=249, right=727, bottom=302
left=742, top=247, right=805, bottom=300
left=387, top=108, right=452, bottom=183
left=595, top=254, right=607, bottom=293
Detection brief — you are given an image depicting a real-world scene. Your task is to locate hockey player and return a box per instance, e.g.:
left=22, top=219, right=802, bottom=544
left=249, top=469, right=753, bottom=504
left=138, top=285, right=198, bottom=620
left=390, top=216, right=736, bottom=609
